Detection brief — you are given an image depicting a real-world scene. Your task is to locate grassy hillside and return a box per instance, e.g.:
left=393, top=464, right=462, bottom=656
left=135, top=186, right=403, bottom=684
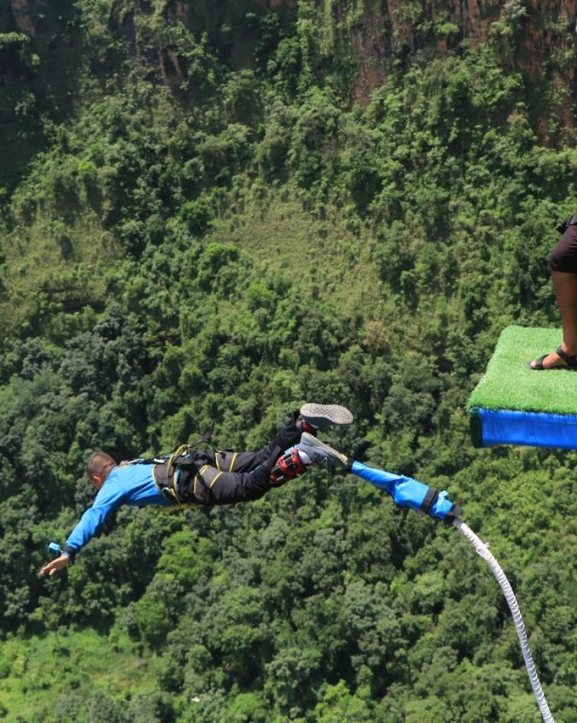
left=0, top=628, right=159, bottom=722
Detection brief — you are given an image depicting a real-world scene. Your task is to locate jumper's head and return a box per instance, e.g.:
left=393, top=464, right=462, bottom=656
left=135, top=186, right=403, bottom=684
left=85, top=451, right=116, bottom=490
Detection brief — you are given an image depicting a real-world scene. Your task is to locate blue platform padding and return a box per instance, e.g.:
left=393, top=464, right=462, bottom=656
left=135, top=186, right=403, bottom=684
left=470, top=407, right=577, bottom=450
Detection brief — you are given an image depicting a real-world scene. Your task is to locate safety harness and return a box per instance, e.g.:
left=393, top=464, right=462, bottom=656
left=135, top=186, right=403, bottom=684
left=123, top=429, right=216, bottom=508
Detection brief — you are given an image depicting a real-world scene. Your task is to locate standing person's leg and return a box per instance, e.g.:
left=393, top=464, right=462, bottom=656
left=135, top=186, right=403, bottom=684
left=530, top=224, right=577, bottom=369
left=552, top=269, right=577, bottom=348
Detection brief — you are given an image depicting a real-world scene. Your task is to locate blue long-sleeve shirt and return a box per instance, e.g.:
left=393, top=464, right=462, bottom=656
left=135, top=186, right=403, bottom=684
left=64, top=464, right=173, bottom=555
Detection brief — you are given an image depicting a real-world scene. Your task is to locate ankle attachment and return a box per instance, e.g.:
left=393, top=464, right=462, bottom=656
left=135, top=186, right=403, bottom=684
left=297, top=417, right=317, bottom=435
left=270, top=449, right=307, bottom=486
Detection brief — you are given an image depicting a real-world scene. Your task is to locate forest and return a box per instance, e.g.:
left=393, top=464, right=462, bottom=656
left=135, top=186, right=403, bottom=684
left=2, top=0, right=577, bottom=720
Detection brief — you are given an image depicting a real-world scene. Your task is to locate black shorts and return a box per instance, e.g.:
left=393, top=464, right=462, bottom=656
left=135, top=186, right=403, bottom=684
left=549, top=224, right=577, bottom=273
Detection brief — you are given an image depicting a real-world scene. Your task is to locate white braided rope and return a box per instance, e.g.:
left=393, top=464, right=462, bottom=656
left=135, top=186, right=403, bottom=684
left=453, top=519, right=554, bottom=723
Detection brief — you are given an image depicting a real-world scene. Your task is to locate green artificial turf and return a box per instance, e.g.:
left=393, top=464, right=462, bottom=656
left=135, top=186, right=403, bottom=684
left=468, top=325, right=577, bottom=415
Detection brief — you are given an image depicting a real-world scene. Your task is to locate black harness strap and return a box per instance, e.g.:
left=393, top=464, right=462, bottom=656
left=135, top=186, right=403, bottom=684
left=420, top=486, right=439, bottom=515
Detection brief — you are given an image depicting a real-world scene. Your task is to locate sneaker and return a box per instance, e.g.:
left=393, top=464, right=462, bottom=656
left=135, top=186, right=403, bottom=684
left=299, top=403, right=353, bottom=429
left=297, top=432, right=351, bottom=470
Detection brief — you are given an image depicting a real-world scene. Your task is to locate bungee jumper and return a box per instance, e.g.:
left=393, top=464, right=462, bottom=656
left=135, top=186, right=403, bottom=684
left=40, top=404, right=555, bottom=721
left=40, top=403, right=353, bottom=578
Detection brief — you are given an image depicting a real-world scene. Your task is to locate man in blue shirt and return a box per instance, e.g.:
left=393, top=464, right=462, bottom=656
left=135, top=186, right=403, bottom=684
left=40, top=403, right=352, bottom=577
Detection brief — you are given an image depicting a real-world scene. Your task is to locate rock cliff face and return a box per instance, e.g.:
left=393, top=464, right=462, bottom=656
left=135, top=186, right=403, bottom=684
left=10, top=0, right=35, bottom=36
left=349, top=0, right=577, bottom=106
left=6, top=0, right=577, bottom=119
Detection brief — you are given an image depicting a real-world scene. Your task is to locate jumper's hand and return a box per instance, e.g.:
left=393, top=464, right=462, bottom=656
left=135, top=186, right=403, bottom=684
left=40, top=554, right=70, bottom=577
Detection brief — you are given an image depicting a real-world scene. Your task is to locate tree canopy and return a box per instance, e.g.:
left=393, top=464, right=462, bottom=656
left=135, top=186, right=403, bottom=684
left=2, top=0, right=577, bottom=720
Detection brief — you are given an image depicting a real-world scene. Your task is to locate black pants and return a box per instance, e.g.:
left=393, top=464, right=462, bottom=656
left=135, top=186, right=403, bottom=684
left=185, top=421, right=303, bottom=506
left=549, top=224, right=577, bottom=273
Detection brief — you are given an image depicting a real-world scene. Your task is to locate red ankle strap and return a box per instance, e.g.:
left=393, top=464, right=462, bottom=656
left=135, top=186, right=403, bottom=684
left=299, top=419, right=317, bottom=435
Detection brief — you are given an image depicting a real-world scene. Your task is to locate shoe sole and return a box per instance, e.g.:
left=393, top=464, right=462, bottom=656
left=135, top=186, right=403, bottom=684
left=299, top=432, right=350, bottom=469
left=299, top=403, right=353, bottom=428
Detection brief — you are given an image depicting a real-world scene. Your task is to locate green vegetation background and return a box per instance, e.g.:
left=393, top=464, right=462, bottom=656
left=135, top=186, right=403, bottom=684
left=1, top=1, right=577, bottom=721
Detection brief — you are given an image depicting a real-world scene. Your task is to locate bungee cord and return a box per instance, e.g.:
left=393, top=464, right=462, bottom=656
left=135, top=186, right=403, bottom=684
left=349, top=460, right=554, bottom=722
left=453, top=519, right=554, bottom=723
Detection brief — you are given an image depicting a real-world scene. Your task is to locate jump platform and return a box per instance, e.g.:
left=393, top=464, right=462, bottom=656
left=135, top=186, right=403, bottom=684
left=469, top=326, right=577, bottom=449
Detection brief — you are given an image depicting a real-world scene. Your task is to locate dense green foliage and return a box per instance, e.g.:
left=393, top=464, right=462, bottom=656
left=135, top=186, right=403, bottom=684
left=2, top=0, right=577, bottom=720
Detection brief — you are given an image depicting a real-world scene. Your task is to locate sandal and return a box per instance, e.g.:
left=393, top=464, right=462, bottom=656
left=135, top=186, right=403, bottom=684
left=528, top=345, right=577, bottom=370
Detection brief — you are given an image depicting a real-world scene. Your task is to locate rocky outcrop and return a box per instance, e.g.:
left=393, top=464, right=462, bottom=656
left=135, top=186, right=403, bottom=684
left=7, top=0, right=577, bottom=125
left=348, top=0, right=577, bottom=105
left=10, top=0, right=35, bottom=36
